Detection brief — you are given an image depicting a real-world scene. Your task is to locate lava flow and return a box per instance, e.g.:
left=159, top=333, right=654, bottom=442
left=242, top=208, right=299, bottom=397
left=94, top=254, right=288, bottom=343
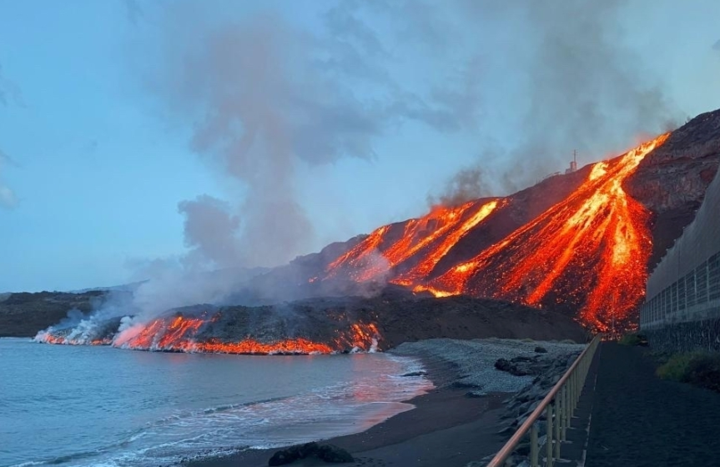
left=426, top=133, right=670, bottom=330
left=325, top=198, right=501, bottom=283
left=37, top=314, right=382, bottom=355
left=321, top=133, right=670, bottom=331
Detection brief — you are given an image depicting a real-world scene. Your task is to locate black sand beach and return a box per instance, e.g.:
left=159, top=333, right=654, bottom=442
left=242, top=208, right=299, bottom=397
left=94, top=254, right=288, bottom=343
left=185, top=356, right=510, bottom=467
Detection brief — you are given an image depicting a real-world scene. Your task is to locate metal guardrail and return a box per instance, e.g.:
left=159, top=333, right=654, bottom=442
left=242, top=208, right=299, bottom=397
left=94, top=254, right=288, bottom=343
left=486, top=334, right=602, bottom=467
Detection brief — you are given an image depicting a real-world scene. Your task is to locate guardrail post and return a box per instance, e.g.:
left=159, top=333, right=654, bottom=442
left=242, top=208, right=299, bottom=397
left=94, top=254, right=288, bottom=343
left=554, top=399, right=561, bottom=459
left=530, top=423, right=538, bottom=467
left=572, top=370, right=577, bottom=409
left=562, top=386, right=572, bottom=441
left=547, top=404, right=553, bottom=467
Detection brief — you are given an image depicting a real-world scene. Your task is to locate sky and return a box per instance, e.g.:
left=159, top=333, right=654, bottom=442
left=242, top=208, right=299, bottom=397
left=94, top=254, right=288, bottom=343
left=0, top=0, right=718, bottom=292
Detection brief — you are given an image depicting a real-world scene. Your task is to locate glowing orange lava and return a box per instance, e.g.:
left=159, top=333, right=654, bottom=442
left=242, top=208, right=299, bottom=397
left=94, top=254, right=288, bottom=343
left=321, top=133, right=669, bottom=331
left=325, top=199, right=501, bottom=283
left=48, top=315, right=382, bottom=355
left=426, top=133, right=669, bottom=330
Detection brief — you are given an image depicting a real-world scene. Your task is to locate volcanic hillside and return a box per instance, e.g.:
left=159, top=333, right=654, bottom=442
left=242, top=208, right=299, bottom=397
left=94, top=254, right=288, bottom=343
left=244, top=110, right=720, bottom=331
left=18, top=110, right=720, bottom=354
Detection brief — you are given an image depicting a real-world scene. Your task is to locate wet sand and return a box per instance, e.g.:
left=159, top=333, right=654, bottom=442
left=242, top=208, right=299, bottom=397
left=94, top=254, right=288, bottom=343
left=185, top=356, right=510, bottom=467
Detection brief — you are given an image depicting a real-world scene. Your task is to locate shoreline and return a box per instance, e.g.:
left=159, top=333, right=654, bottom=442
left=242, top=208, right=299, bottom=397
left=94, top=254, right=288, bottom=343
left=184, top=351, right=511, bottom=467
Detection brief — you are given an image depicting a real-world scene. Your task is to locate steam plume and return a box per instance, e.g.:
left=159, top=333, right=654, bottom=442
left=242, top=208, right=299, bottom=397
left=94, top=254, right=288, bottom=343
left=428, top=164, right=491, bottom=207
left=436, top=0, right=679, bottom=197
left=155, top=4, right=477, bottom=271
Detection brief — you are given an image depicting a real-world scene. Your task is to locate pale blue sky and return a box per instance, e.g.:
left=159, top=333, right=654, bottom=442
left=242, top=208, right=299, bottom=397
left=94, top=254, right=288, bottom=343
left=0, top=0, right=718, bottom=292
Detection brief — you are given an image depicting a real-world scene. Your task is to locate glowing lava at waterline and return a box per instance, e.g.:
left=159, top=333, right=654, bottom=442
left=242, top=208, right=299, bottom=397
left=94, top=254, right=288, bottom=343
left=36, top=314, right=381, bottom=355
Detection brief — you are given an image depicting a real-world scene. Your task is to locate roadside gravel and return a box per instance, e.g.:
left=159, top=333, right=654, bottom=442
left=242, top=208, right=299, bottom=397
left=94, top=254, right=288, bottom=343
left=391, top=337, right=585, bottom=393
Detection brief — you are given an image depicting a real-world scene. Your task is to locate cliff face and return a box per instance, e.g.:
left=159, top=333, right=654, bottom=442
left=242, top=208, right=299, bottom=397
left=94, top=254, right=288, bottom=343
left=627, top=109, right=720, bottom=269
left=0, top=291, right=109, bottom=337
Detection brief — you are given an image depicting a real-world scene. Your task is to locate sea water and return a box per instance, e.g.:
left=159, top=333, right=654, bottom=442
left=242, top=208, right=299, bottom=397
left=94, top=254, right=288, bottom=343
left=0, top=338, right=432, bottom=467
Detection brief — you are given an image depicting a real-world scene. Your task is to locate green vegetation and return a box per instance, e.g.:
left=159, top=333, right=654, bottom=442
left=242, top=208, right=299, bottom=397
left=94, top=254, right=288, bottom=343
left=656, top=351, right=720, bottom=393
left=521, top=337, right=535, bottom=343
left=560, top=339, right=577, bottom=344
left=618, top=333, right=641, bottom=346
left=617, top=332, right=648, bottom=346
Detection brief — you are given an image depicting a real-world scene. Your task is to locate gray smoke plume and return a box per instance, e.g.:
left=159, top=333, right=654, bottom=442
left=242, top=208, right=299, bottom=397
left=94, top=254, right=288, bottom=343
left=428, top=164, right=492, bottom=207
left=79, top=1, right=482, bottom=328
left=178, top=195, right=241, bottom=269
left=152, top=3, right=478, bottom=272
left=505, top=0, right=676, bottom=190
left=714, top=39, right=720, bottom=51
left=432, top=0, right=679, bottom=197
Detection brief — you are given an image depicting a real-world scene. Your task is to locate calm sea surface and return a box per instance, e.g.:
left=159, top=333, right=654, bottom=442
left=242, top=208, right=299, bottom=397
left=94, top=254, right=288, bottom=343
left=0, top=338, right=431, bottom=467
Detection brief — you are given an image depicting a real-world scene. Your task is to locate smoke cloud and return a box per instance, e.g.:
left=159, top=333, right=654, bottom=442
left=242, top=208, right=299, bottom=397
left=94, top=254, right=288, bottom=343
left=428, top=164, right=491, bottom=207
left=153, top=3, right=478, bottom=272
left=714, top=39, right=720, bottom=51
left=178, top=195, right=241, bottom=269
left=506, top=0, right=676, bottom=189
left=430, top=0, right=679, bottom=198
left=83, top=2, right=479, bottom=324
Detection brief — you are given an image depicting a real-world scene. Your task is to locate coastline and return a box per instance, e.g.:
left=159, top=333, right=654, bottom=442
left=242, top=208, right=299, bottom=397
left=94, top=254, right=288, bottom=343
left=184, top=352, right=511, bottom=467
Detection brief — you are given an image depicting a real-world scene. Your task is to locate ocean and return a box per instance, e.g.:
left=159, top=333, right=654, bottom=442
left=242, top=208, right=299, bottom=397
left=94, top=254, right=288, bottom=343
left=0, top=338, right=432, bottom=467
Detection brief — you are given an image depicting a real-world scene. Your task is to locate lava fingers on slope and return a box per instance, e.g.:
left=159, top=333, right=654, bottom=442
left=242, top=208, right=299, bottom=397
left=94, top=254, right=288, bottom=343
left=324, top=199, right=501, bottom=284
left=392, top=199, right=502, bottom=286
left=428, top=134, right=670, bottom=330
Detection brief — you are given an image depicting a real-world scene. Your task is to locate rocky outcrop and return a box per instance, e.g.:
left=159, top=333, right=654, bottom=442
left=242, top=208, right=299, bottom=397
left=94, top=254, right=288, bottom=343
left=627, top=109, right=720, bottom=269
left=465, top=349, right=582, bottom=467
left=268, top=442, right=354, bottom=465
left=393, top=338, right=585, bottom=394
left=500, top=351, right=580, bottom=431
left=0, top=290, right=115, bottom=337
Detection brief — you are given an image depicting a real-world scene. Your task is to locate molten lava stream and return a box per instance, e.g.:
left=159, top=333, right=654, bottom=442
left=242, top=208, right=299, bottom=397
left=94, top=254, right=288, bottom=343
left=427, top=133, right=669, bottom=330
left=325, top=199, right=500, bottom=284
left=111, top=315, right=381, bottom=355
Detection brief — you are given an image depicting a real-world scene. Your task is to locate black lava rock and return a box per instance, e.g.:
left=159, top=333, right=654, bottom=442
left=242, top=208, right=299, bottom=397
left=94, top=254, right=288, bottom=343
left=268, top=442, right=352, bottom=465
left=534, top=346, right=548, bottom=353
left=268, top=442, right=319, bottom=466
left=317, top=445, right=354, bottom=463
